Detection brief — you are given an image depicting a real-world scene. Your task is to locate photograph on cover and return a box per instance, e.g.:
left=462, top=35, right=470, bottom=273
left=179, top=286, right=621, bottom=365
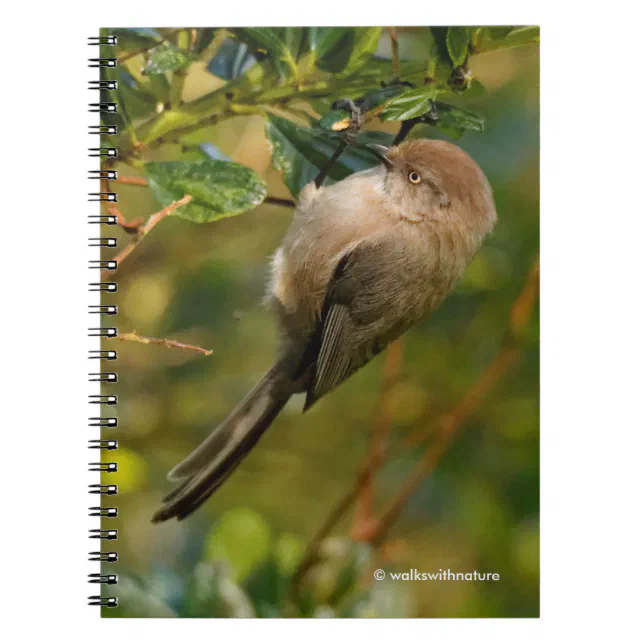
left=96, top=26, right=539, bottom=618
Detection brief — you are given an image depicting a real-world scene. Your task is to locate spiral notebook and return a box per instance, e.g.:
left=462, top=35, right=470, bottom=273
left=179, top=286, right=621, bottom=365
left=89, top=26, right=540, bottom=618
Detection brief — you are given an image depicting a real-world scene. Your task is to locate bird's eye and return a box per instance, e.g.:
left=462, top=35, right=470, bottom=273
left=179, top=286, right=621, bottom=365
left=408, top=171, right=421, bottom=184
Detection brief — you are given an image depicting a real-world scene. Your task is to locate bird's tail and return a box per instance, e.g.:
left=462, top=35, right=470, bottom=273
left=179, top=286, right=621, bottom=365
left=152, top=367, right=290, bottom=523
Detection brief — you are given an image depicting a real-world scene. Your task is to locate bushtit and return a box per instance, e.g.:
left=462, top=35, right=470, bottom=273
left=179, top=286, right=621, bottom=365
left=152, top=138, right=497, bottom=523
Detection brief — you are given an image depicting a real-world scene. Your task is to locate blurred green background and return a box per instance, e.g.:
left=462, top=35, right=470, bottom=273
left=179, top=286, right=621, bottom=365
left=100, top=27, right=539, bottom=618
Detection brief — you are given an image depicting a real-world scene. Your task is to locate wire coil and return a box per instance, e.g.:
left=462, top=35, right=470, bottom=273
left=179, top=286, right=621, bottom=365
left=89, top=32, right=119, bottom=609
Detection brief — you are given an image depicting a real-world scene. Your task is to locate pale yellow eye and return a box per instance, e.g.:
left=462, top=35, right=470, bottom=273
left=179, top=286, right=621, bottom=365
left=408, top=171, right=421, bottom=184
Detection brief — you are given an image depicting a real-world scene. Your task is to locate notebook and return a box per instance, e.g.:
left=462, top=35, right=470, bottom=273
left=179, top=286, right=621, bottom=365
left=88, top=26, right=539, bottom=618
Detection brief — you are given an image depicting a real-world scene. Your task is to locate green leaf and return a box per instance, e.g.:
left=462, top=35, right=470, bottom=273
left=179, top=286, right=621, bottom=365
left=446, top=27, right=471, bottom=66
left=145, top=160, right=267, bottom=223
left=116, top=70, right=158, bottom=120
left=193, top=28, right=218, bottom=54
left=144, top=43, right=195, bottom=75
left=423, top=28, right=441, bottom=80
left=476, top=26, right=540, bottom=53
left=205, top=508, right=272, bottom=581
left=487, top=26, right=515, bottom=40
left=429, top=27, right=459, bottom=67
left=281, top=27, right=305, bottom=61
left=316, top=27, right=382, bottom=76
left=265, top=113, right=391, bottom=196
left=433, top=101, right=485, bottom=136
left=379, top=86, right=441, bottom=122
left=207, top=38, right=256, bottom=80
left=318, top=86, right=406, bottom=132
left=234, top=28, right=299, bottom=79
left=307, top=27, right=347, bottom=60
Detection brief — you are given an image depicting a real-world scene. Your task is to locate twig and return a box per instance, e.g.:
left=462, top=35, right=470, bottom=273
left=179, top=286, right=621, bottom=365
left=264, top=196, right=296, bottom=208
left=350, top=339, right=404, bottom=541
left=290, top=464, right=372, bottom=592
left=365, top=259, right=540, bottom=546
left=388, top=28, right=400, bottom=82
left=290, top=258, right=539, bottom=589
left=106, top=201, right=143, bottom=234
left=291, top=344, right=406, bottom=593
left=371, top=347, right=518, bottom=546
left=114, top=176, right=149, bottom=187
left=100, top=177, right=144, bottom=233
left=392, top=118, right=421, bottom=146
left=112, top=176, right=294, bottom=207
left=102, top=195, right=192, bottom=279
left=113, top=330, right=212, bottom=356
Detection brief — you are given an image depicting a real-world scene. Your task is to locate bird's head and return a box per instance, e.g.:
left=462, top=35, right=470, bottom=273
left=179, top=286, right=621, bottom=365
left=367, top=139, right=497, bottom=233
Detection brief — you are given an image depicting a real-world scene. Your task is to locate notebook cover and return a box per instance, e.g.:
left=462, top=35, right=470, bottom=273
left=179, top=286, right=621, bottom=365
left=90, top=26, right=540, bottom=618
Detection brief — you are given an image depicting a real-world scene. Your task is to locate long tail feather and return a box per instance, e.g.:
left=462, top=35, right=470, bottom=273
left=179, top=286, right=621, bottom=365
left=152, top=369, right=289, bottom=523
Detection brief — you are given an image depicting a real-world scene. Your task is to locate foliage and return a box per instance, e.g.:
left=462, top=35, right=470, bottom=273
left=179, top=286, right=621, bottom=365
left=108, top=508, right=405, bottom=618
left=103, top=25, right=539, bottom=204
left=145, top=160, right=267, bottom=223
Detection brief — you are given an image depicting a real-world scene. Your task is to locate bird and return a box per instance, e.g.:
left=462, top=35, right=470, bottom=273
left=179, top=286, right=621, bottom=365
left=152, top=138, right=497, bottom=523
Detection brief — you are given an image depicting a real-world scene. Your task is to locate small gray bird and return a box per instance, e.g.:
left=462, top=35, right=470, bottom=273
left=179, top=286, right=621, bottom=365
left=152, top=138, right=497, bottom=522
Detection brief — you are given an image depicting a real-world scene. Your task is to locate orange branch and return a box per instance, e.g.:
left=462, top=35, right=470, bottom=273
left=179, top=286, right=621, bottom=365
left=365, top=259, right=540, bottom=546
left=291, top=257, right=539, bottom=589
left=114, top=176, right=148, bottom=187
left=351, top=339, right=404, bottom=541
left=113, top=330, right=212, bottom=357
left=101, top=195, right=192, bottom=279
left=101, top=177, right=144, bottom=233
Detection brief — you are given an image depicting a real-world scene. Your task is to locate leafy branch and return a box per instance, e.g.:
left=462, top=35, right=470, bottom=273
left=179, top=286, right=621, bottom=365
left=108, top=26, right=538, bottom=169
left=114, top=174, right=294, bottom=208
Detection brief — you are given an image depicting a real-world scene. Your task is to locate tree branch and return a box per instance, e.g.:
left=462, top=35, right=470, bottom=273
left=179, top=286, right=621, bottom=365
left=350, top=339, right=404, bottom=541
left=290, top=257, right=539, bottom=590
left=290, top=342, right=404, bottom=593
left=365, top=259, right=540, bottom=547
left=264, top=196, right=296, bottom=208
left=100, top=177, right=145, bottom=233
left=113, top=176, right=295, bottom=209
left=102, top=195, right=192, bottom=279
left=114, top=175, right=149, bottom=187
left=290, top=464, right=372, bottom=593
left=113, top=330, right=212, bottom=356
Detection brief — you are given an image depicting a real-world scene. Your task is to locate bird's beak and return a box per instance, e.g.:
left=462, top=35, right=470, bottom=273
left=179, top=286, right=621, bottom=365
left=366, top=143, right=394, bottom=169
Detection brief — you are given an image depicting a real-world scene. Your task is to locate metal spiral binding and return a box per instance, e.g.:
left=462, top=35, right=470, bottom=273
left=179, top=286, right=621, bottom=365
left=89, top=507, right=119, bottom=518
left=88, top=350, right=117, bottom=361
left=89, top=551, right=118, bottom=562
left=89, top=80, right=118, bottom=91
left=88, top=148, right=119, bottom=158
left=88, top=33, right=119, bottom=609
left=89, top=126, right=118, bottom=136
left=89, top=282, right=117, bottom=292
left=88, top=218, right=117, bottom=227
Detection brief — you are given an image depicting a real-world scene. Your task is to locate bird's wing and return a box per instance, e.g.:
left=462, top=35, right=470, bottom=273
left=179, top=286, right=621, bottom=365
left=304, top=237, right=421, bottom=410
